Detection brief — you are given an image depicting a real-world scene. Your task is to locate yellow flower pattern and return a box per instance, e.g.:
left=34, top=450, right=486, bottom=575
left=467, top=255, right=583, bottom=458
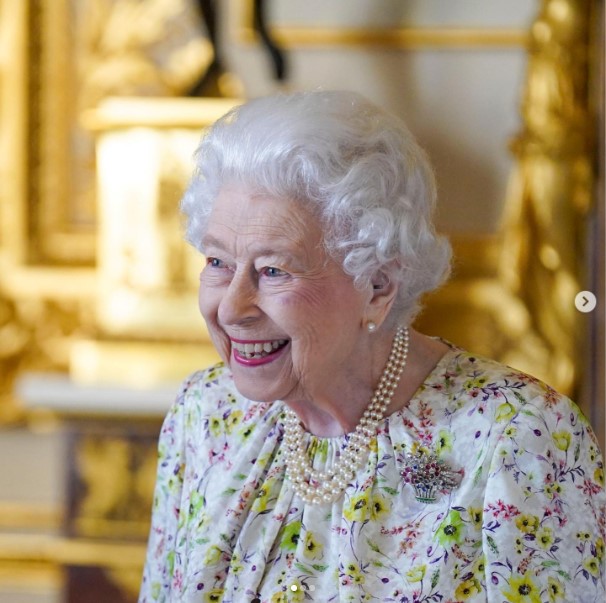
left=535, top=526, right=554, bottom=549
left=547, top=576, right=565, bottom=602
left=344, top=490, right=391, bottom=522
left=203, top=588, right=224, bottom=602
left=405, top=565, right=426, bottom=583
left=502, top=573, right=541, bottom=603
left=552, top=431, right=571, bottom=451
left=455, top=577, right=481, bottom=599
left=515, top=514, right=539, bottom=534
left=302, top=530, right=323, bottom=560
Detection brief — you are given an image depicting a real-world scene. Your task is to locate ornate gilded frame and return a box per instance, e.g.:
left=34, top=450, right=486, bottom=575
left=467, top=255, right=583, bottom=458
left=2, top=0, right=96, bottom=268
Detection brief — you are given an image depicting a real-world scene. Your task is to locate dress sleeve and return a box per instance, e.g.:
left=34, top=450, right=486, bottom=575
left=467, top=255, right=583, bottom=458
left=139, top=379, right=189, bottom=603
left=482, top=392, right=605, bottom=603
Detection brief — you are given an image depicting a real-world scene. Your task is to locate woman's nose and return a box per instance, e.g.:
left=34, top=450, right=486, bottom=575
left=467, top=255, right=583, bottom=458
left=217, top=271, right=261, bottom=326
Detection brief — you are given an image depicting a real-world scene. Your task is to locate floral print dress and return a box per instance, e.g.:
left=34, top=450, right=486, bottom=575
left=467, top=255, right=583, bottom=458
left=139, top=347, right=605, bottom=603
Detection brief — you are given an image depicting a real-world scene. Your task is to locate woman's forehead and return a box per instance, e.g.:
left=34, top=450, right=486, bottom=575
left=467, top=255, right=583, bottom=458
left=203, top=188, right=323, bottom=253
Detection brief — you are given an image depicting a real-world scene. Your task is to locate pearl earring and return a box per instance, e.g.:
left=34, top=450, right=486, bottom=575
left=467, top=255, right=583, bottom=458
left=367, top=321, right=377, bottom=333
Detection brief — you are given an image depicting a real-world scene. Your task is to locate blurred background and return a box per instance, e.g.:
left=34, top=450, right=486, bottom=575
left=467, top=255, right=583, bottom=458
left=0, top=0, right=603, bottom=601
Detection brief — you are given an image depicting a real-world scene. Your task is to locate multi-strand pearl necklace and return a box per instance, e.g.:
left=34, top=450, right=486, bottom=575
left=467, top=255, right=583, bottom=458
left=282, top=326, right=410, bottom=505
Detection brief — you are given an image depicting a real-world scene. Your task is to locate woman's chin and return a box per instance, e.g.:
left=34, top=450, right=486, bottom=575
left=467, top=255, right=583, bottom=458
left=230, top=377, right=281, bottom=403
left=230, top=364, right=294, bottom=403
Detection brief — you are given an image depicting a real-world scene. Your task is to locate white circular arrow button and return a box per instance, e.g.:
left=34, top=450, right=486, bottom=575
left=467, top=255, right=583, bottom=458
left=575, top=291, right=596, bottom=313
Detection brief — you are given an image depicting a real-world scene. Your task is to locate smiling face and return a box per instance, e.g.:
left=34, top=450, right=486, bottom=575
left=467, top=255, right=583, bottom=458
left=198, top=186, right=379, bottom=408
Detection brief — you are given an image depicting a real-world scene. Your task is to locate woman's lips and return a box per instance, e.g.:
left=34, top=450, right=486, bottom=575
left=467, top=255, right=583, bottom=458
left=231, top=338, right=289, bottom=366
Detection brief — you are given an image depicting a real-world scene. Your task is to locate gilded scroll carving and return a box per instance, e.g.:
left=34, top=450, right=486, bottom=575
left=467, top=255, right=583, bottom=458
left=499, top=0, right=594, bottom=395
left=76, top=0, right=213, bottom=107
left=71, top=431, right=159, bottom=539
left=0, top=295, right=95, bottom=422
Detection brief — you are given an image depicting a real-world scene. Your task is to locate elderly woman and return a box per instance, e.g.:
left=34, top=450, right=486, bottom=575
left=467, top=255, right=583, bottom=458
left=140, top=91, right=605, bottom=603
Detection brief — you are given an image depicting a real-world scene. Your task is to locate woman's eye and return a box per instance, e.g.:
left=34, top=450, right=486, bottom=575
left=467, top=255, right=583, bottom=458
left=261, top=266, right=287, bottom=278
left=207, top=257, right=224, bottom=268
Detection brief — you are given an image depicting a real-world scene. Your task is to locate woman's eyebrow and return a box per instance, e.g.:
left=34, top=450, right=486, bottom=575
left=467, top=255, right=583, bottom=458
left=251, top=246, right=298, bottom=260
left=200, top=234, right=227, bottom=251
left=202, top=235, right=302, bottom=263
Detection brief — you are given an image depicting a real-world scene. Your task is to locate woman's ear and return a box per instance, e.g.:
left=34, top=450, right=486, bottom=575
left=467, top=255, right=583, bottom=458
left=366, top=268, right=398, bottom=327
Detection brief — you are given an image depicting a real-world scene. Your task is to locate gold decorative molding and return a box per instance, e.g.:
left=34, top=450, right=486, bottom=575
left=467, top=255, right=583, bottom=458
left=0, top=502, right=61, bottom=532
left=0, top=560, right=62, bottom=592
left=238, top=26, right=529, bottom=49
left=0, top=0, right=29, bottom=265
left=234, top=0, right=529, bottom=49
left=35, top=0, right=86, bottom=264
left=0, top=534, right=145, bottom=568
left=81, top=96, right=242, bottom=131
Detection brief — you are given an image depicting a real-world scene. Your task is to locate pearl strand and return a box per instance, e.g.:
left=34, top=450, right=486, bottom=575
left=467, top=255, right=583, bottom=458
left=282, top=326, right=409, bottom=504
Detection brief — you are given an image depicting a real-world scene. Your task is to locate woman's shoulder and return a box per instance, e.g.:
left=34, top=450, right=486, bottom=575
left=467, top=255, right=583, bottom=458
left=181, top=361, right=232, bottom=390
left=176, top=361, right=236, bottom=399
left=409, top=345, right=603, bottom=496
left=174, top=362, right=281, bottom=435
left=436, top=344, right=569, bottom=406
left=164, top=363, right=236, bottom=419
left=421, top=344, right=591, bottom=433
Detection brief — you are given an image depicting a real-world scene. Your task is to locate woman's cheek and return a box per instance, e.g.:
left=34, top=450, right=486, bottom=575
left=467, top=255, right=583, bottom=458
left=215, top=337, right=232, bottom=365
left=203, top=317, right=231, bottom=363
left=198, top=277, right=220, bottom=315
left=277, top=282, right=327, bottom=309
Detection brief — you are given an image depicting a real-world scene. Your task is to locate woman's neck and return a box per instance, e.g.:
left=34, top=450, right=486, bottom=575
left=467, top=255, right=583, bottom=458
left=283, top=329, right=450, bottom=437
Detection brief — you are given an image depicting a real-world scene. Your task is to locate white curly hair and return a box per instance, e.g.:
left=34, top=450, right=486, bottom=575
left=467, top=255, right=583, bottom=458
left=181, top=89, right=451, bottom=324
